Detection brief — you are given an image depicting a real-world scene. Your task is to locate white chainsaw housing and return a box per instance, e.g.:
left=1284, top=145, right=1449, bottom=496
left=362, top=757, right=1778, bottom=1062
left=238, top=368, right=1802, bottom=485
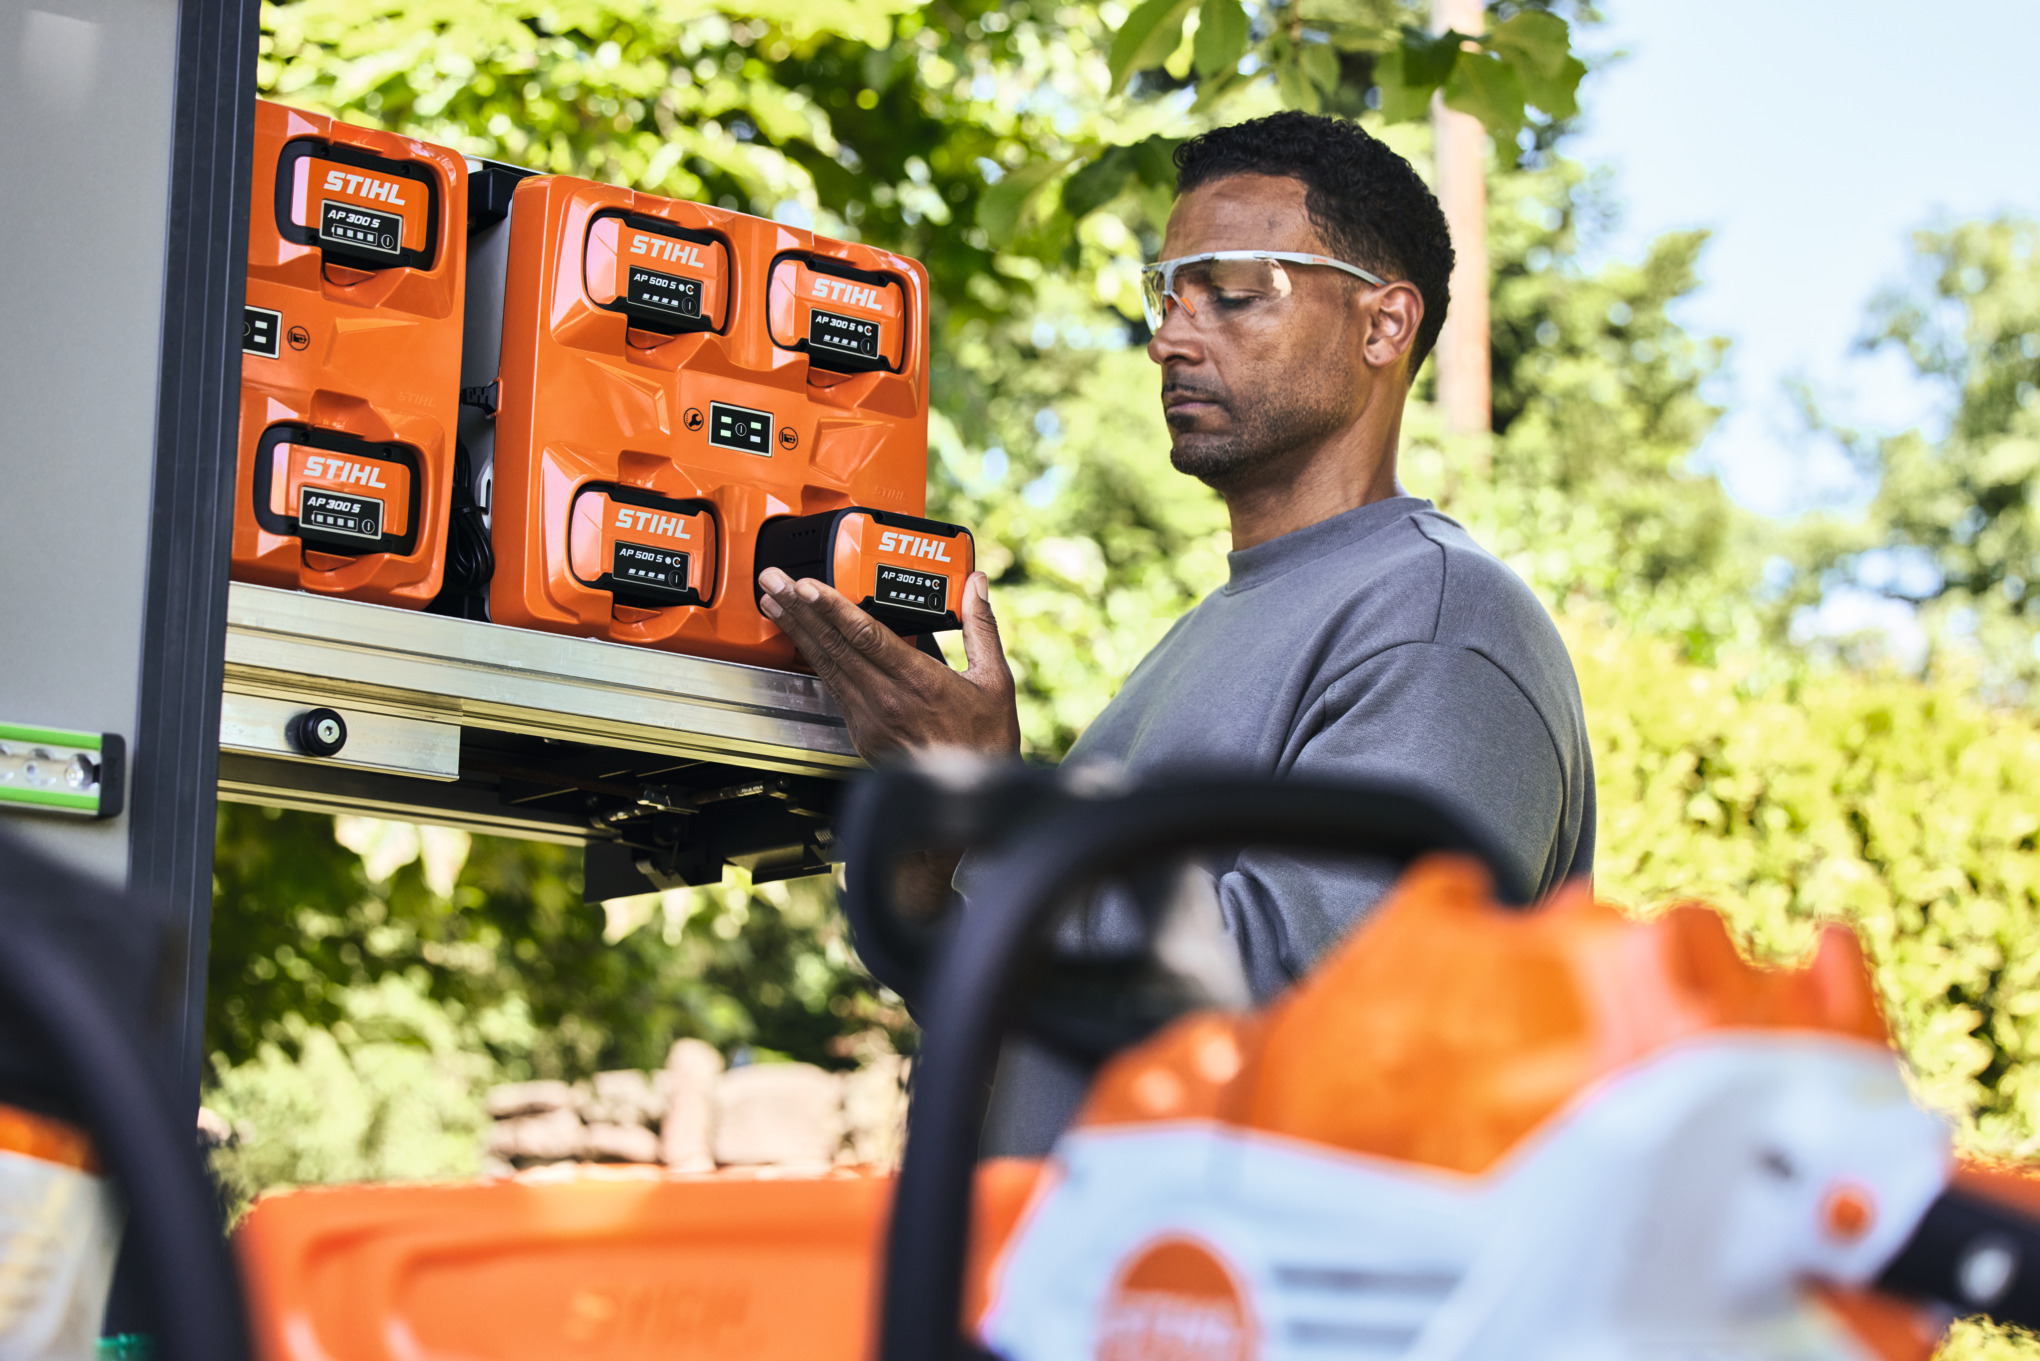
left=980, top=1035, right=1950, bottom=1361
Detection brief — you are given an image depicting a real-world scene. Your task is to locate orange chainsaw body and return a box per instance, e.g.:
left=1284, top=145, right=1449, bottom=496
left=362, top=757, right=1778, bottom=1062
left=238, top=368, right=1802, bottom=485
left=234, top=863, right=2009, bottom=1361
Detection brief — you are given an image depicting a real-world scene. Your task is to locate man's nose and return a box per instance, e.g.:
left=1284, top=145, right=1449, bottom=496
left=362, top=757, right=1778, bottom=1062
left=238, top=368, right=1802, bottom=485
left=1146, top=300, right=1205, bottom=366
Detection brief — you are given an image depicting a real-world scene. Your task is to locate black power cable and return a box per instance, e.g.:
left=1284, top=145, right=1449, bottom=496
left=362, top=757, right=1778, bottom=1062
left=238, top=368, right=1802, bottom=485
left=428, top=439, right=493, bottom=618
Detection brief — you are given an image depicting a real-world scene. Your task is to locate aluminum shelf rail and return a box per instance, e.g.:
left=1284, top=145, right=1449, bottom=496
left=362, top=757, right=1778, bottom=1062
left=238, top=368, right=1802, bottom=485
left=216, top=583, right=859, bottom=842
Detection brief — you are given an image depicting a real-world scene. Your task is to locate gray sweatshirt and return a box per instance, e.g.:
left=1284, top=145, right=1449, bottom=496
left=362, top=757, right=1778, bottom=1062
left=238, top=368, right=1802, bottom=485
left=981, top=494, right=1596, bottom=1154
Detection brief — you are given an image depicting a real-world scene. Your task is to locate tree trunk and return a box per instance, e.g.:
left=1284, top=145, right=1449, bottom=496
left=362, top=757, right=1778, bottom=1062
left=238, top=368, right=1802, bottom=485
left=1430, top=0, right=1491, bottom=447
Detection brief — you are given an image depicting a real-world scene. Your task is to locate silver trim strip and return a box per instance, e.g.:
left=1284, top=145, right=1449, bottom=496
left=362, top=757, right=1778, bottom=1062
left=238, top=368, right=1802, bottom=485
left=222, top=583, right=858, bottom=776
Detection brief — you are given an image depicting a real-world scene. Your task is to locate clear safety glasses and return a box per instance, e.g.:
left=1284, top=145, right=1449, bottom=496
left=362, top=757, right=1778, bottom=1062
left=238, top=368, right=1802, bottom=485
left=1139, top=250, right=1389, bottom=330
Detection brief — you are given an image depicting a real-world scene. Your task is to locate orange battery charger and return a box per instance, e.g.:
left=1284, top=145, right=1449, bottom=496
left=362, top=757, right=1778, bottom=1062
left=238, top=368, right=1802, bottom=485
left=234, top=100, right=467, bottom=608
left=483, top=174, right=933, bottom=666
left=754, top=508, right=974, bottom=634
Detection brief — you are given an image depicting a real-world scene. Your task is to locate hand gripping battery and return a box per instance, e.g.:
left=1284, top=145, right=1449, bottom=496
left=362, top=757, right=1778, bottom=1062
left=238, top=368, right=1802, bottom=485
left=232, top=100, right=467, bottom=608
left=484, top=174, right=933, bottom=667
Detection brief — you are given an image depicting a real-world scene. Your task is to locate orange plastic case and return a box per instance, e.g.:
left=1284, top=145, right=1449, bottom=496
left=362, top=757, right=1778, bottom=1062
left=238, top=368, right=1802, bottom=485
left=234, top=100, right=467, bottom=607
left=755, top=508, right=974, bottom=634
left=486, top=174, right=931, bottom=665
left=234, top=1162, right=1044, bottom=1361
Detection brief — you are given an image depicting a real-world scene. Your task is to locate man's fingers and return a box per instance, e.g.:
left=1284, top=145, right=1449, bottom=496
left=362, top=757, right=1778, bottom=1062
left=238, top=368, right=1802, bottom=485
left=760, top=571, right=883, bottom=687
left=959, top=571, right=1013, bottom=692
left=757, top=568, right=914, bottom=688
left=792, top=577, right=907, bottom=667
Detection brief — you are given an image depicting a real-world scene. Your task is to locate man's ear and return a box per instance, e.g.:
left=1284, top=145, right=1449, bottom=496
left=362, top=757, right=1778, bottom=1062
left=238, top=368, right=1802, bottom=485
left=1360, top=281, right=1425, bottom=372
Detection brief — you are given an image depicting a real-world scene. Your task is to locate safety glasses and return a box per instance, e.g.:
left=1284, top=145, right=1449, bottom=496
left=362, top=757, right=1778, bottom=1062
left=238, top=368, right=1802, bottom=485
left=1140, top=250, right=1389, bottom=330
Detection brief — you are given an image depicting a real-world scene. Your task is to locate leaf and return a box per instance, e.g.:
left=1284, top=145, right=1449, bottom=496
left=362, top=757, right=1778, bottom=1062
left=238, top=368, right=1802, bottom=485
left=1298, top=39, right=1342, bottom=94
left=1443, top=50, right=1525, bottom=138
left=1274, top=53, right=1322, bottom=112
left=1192, top=0, right=1250, bottom=80
left=717, top=0, right=922, bottom=48
left=1373, top=26, right=1462, bottom=123
left=1134, top=133, right=1185, bottom=187
left=1485, top=10, right=1571, bottom=77
left=1400, top=25, right=1464, bottom=90
left=1485, top=10, right=1585, bottom=119
left=975, top=157, right=1068, bottom=241
left=1108, top=0, right=1197, bottom=92
left=1062, top=144, right=1137, bottom=221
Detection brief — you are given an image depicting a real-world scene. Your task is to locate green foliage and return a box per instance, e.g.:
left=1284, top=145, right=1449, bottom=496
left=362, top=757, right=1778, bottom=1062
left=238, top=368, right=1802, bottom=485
left=1413, top=160, right=1765, bottom=660
left=1802, top=217, right=2040, bottom=691
left=1575, top=619, right=2040, bottom=1157
left=206, top=973, right=497, bottom=1213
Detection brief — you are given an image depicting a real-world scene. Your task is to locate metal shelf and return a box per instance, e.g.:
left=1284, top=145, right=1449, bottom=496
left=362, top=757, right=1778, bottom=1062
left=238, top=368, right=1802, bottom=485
left=217, top=584, right=858, bottom=887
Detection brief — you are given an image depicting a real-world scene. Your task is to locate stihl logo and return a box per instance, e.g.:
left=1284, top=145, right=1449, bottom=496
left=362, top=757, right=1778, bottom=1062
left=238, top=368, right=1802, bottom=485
left=879, top=530, right=951, bottom=562
left=323, top=169, right=407, bottom=206
left=811, top=277, right=884, bottom=312
left=631, top=233, right=707, bottom=268
left=302, top=456, right=388, bottom=488
left=614, top=507, right=693, bottom=541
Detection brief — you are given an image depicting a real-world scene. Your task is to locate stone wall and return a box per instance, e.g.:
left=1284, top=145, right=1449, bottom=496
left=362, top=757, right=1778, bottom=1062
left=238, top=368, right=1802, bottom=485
left=483, top=1040, right=909, bottom=1174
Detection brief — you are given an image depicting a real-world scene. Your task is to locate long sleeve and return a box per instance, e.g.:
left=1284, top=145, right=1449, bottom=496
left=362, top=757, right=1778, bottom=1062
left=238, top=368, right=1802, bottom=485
left=1217, top=641, right=1576, bottom=1000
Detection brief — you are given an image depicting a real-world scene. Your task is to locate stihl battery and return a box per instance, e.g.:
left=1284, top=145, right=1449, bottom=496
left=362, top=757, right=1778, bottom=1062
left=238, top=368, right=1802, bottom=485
left=568, top=486, right=717, bottom=610
left=481, top=174, right=933, bottom=665
left=754, top=509, right=974, bottom=634
left=767, top=254, right=907, bottom=375
left=233, top=100, right=466, bottom=608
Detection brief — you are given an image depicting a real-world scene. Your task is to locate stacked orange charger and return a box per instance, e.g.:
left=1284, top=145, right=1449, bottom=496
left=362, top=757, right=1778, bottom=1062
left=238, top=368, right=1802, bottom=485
left=232, top=100, right=974, bottom=671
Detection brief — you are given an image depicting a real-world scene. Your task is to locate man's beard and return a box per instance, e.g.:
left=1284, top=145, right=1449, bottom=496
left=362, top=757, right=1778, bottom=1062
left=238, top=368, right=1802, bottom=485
left=1163, top=374, right=1352, bottom=491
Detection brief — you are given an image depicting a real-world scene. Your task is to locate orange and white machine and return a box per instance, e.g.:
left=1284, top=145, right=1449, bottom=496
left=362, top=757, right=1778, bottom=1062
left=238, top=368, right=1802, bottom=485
left=233, top=101, right=468, bottom=608
left=230, top=769, right=2040, bottom=1361
left=481, top=175, right=934, bottom=666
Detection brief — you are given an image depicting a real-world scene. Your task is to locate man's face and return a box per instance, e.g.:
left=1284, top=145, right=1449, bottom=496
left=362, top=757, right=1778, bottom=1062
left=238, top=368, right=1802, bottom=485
left=1147, top=174, right=1376, bottom=490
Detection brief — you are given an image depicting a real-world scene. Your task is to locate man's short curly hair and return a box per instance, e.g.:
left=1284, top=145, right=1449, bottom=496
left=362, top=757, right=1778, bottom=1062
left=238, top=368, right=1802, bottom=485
left=1173, top=111, right=1455, bottom=375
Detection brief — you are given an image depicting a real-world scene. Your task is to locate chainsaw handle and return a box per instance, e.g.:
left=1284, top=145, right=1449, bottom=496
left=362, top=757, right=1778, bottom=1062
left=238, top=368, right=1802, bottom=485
left=1878, top=1185, right=2040, bottom=1329
left=835, top=761, right=1075, bottom=1008
left=0, top=842, right=249, bottom=1361
left=869, top=770, right=1527, bottom=1361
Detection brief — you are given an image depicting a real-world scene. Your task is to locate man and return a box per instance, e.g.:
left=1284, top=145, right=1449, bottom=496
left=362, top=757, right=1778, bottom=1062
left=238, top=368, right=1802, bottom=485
left=758, top=111, right=1595, bottom=1151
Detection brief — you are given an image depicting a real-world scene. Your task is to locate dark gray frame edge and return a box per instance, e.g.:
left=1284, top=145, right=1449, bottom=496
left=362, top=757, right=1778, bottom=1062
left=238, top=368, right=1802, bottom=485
left=128, top=0, right=261, bottom=1108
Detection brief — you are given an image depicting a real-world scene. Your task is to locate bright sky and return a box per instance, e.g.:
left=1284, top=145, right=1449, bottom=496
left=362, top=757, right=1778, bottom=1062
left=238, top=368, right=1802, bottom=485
left=1565, top=0, right=2040, bottom=519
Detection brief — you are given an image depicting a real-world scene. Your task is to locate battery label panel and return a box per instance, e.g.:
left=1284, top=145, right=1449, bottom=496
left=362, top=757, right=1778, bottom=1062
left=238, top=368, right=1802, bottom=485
left=299, top=489, right=386, bottom=541
left=583, top=213, right=729, bottom=331
left=268, top=443, right=413, bottom=539
left=613, top=542, right=690, bottom=593
left=567, top=486, right=718, bottom=607
left=626, top=267, right=702, bottom=320
left=293, top=155, right=428, bottom=253
left=320, top=201, right=403, bottom=257
left=809, top=308, right=879, bottom=359
left=874, top=563, right=948, bottom=615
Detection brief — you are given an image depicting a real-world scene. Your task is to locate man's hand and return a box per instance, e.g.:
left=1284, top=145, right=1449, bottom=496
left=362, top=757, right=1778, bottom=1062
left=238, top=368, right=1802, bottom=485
left=757, top=566, right=1021, bottom=763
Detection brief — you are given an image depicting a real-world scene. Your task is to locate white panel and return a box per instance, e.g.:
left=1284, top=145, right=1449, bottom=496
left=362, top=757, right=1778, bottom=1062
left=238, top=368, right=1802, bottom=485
left=0, top=0, right=180, bottom=881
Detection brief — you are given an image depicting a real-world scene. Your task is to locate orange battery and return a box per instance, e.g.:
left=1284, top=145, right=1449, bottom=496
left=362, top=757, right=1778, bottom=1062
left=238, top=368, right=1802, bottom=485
left=234, top=100, right=467, bottom=608
left=484, top=174, right=931, bottom=666
left=767, top=254, right=908, bottom=374
left=567, top=485, right=718, bottom=609
left=754, top=508, right=974, bottom=634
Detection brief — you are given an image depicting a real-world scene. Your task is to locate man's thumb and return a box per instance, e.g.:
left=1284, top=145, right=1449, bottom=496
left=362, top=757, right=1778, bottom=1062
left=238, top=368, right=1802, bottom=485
left=959, top=572, right=1009, bottom=683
